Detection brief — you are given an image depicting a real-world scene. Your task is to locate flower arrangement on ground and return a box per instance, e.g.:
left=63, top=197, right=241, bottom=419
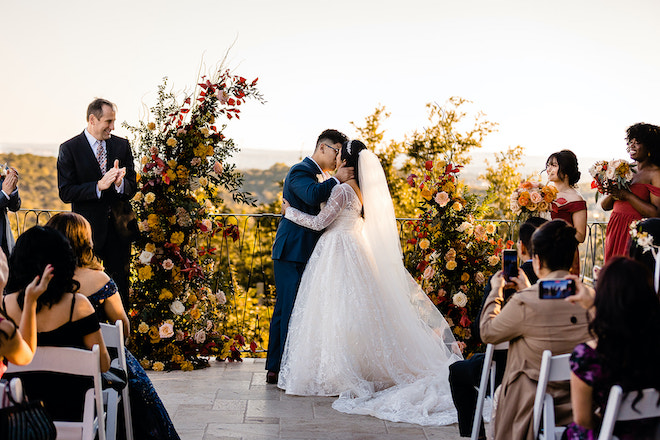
left=589, top=159, right=636, bottom=201
left=403, top=159, right=512, bottom=354
left=125, top=66, right=264, bottom=370
left=509, top=177, right=558, bottom=221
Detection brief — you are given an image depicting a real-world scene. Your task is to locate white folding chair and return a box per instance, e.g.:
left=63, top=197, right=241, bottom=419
left=532, top=350, right=571, bottom=440
left=470, top=341, right=509, bottom=440
left=7, top=345, right=106, bottom=440
left=598, top=384, right=660, bottom=440
left=100, top=320, right=134, bottom=440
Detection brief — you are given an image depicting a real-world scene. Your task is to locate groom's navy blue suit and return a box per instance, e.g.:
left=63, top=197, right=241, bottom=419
left=267, top=157, right=338, bottom=373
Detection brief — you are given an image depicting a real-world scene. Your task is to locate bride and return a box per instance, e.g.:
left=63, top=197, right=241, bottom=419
left=277, top=139, right=462, bottom=426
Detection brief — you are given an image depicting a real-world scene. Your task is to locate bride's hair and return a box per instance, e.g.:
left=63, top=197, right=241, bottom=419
left=340, top=140, right=367, bottom=185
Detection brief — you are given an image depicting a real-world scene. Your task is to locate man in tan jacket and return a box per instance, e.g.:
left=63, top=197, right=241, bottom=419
left=480, top=219, right=591, bottom=440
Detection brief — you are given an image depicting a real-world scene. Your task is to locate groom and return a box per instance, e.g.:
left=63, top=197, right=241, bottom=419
left=266, top=129, right=353, bottom=384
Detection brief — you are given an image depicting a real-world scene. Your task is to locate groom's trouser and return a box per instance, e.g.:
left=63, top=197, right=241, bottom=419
left=266, top=259, right=306, bottom=372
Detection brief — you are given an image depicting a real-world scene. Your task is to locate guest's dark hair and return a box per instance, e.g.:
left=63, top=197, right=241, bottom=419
left=7, top=226, right=79, bottom=312
left=518, top=217, right=547, bottom=253
left=546, top=150, right=581, bottom=186
left=531, top=219, right=578, bottom=271
left=340, top=140, right=367, bottom=186
left=592, top=257, right=660, bottom=396
left=626, top=123, right=660, bottom=167
left=46, top=212, right=104, bottom=271
left=315, top=129, right=348, bottom=150
left=86, top=98, right=115, bottom=121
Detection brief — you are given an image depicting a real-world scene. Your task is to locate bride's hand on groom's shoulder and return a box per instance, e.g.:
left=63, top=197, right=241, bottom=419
left=335, top=162, right=354, bottom=183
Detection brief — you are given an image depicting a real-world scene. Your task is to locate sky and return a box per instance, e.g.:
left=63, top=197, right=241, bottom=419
left=1, top=0, right=659, bottom=164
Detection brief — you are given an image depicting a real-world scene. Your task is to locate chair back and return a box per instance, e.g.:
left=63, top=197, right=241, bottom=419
left=532, top=350, right=571, bottom=439
left=597, top=385, right=660, bottom=440
left=7, top=345, right=106, bottom=440
left=100, top=320, right=134, bottom=440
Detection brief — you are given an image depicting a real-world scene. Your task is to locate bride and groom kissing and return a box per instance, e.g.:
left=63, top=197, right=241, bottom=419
left=266, top=129, right=463, bottom=425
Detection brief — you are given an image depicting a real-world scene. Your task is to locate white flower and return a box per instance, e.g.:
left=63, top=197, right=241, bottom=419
left=452, top=292, right=468, bottom=308
left=194, top=330, right=207, bottom=344
left=162, top=259, right=174, bottom=270
left=139, top=251, right=154, bottom=265
left=216, top=290, right=227, bottom=305
left=170, top=300, right=185, bottom=316
left=637, top=233, right=654, bottom=251
left=158, top=322, right=174, bottom=338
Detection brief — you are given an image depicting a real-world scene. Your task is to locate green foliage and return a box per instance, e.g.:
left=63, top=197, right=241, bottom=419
left=0, top=153, right=67, bottom=211
left=480, top=145, right=526, bottom=220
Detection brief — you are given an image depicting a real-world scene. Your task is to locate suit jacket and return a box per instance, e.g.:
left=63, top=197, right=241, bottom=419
left=57, top=132, right=137, bottom=248
left=271, top=157, right=337, bottom=263
left=480, top=270, right=590, bottom=440
left=0, top=183, right=20, bottom=255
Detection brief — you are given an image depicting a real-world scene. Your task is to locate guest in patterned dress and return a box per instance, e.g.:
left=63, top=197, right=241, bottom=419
left=546, top=150, right=587, bottom=275
left=46, top=212, right=180, bottom=440
left=601, top=123, right=660, bottom=261
left=564, top=257, right=660, bottom=439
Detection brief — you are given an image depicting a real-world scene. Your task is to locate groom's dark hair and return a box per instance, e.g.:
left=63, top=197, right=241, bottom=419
left=316, top=129, right=348, bottom=150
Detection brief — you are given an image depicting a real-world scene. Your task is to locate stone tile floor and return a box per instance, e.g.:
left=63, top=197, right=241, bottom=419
left=147, top=358, right=470, bottom=440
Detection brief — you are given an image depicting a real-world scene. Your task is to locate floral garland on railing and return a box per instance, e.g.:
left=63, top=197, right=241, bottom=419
left=403, top=159, right=512, bottom=355
left=124, top=67, right=263, bottom=370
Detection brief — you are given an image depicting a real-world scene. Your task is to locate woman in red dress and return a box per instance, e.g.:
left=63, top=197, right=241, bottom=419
left=547, top=150, right=587, bottom=275
left=601, top=123, right=660, bottom=261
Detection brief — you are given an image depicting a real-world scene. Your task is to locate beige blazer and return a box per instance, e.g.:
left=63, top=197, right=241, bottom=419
left=480, top=270, right=591, bottom=440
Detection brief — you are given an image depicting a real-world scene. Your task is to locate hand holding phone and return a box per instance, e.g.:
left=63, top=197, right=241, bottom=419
left=539, top=278, right=576, bottom=299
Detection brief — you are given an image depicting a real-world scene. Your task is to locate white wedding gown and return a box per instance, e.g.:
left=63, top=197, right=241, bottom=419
left=278, top=179, right=462, bottom=426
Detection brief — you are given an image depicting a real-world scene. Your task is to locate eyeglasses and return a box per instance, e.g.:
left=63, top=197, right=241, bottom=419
left=323, top=143, right=340, bottom=155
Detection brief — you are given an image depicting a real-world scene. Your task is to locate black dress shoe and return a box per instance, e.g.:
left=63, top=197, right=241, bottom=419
left=266, top=371, right=278, bottom=384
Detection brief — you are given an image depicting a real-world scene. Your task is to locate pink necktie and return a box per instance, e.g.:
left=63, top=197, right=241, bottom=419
left=96, top=140, right=107, bottom=174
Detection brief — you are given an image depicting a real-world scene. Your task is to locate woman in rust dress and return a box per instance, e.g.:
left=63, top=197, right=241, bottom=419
left=601, top=123, right=660, bottom=261
left=547, top=150, right=587, bottom=275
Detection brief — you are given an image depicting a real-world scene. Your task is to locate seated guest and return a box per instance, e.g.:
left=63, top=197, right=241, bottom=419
left=3, top=226, right=110, bottom=421
left=0, top=250, right=51, bottom=375
left=563, top=257, right=660, bottom=439
left=449, top=216, right=546, bottom=438
left=46, top=212, right=181, bottom=440
left=480, top=219, right=591, bottom=440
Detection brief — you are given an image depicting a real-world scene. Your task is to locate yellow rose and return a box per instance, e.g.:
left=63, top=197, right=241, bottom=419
left=147, top=214, right=160, bottom=228
left=166, top=137, right=177, bottom=147
left=149, top=326, right=161, bottom=343
left=170, top=231, right=185, bottom=246
left=189, top=307, right=202, bottom=320
left=485, top=223, right=496, bottom=235
left=144, top=192, right=156, bottom=204
left=488, top=255, right=500, bottom=266
left=443, top=181, right=456, bottom=193
left=420, top=188, right=433, bottom=201
left=166, top=169, right=177, bottom=182
left=147, top=122, right=156, bottom=130
left=138, top=266, right=153, bottom=281
left=172, top=354, right=184, bottom=364
left=167, top=160, right=177, bottom=168
left=152, top=361, right=165, bottom=371
left=159, top=288, right=173, bottom=301
left=133, top=192, right=143, bottom=202
left=188, top=294, right=198, bottom=305
left=461, top=272, right=470, bottom=282
left=145, top=243, right=156, bottom=253
left=418, top=238, right=430, bottom=250
left=181, top=361, right=194, bottom=372
left=138, top=322, right=149, bottom=333
left=446, top=260, right=457, bottom=270
left=452, top=201, right=463, bottom=211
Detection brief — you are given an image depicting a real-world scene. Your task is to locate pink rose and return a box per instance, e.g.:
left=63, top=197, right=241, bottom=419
left=435, top=191, right=450, bottom=207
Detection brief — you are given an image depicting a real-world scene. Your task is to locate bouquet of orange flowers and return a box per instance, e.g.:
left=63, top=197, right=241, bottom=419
left=589, top=159, right=636, bottom=201
left=509, top=178, right=558, bottom=217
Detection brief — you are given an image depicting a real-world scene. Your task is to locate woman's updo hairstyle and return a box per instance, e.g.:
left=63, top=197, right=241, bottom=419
left=546, top=149, right=581, bottom=186
left=7, top=226, right=79, bottom=311
left=531, top=219, right=578, bottom=271
left=340, top=140, right=367, bottom=186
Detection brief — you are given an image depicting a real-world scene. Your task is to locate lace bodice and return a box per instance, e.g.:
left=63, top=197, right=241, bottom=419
left=285, top=184, right=362, bottom=232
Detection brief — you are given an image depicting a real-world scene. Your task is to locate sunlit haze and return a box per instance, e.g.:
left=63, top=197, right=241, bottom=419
left=1, top=0, right=659, bottom=165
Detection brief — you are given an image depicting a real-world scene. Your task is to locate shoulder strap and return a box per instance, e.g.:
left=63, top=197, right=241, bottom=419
left=69, top=294, right=76, bottom=322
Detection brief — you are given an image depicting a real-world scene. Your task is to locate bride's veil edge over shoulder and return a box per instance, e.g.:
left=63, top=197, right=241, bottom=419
left=358, top=150, right=460, bottom=358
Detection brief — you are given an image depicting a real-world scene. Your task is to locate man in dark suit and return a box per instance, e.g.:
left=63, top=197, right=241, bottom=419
left=449, top=217, right=547, bottom=438
left=266, top=129, right=353, bottom=384
left=0, top=166, right=21, bottom=257
left=57, top=98, right=137, bottom=306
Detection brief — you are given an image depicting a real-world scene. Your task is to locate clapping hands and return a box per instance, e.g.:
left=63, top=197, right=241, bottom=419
left=2, top=167, right=19, bottom=194
left=98, top=160, right=126, bottom=191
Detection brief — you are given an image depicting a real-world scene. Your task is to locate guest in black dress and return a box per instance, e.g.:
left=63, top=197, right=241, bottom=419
left=47, top=212, right=180, bottom=440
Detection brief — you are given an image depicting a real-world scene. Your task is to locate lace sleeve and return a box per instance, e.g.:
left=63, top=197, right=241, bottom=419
left=285, top=185, right=348, bottom=231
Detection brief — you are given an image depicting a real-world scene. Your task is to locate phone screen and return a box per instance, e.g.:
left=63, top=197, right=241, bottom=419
left=539, top=279, right=576, bottom=299
left=502, top=250, right=518, bottom=281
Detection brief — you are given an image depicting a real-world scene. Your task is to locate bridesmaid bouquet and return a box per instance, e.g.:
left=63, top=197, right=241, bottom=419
left=589, top=159, right=636, bottom=201
left=509, top=178, right=558, bottom=217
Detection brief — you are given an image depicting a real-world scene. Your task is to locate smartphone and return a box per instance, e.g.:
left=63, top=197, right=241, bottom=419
left=539, top=279, right=576, bottom=299
left=502, top=249, right=518, bottom=281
